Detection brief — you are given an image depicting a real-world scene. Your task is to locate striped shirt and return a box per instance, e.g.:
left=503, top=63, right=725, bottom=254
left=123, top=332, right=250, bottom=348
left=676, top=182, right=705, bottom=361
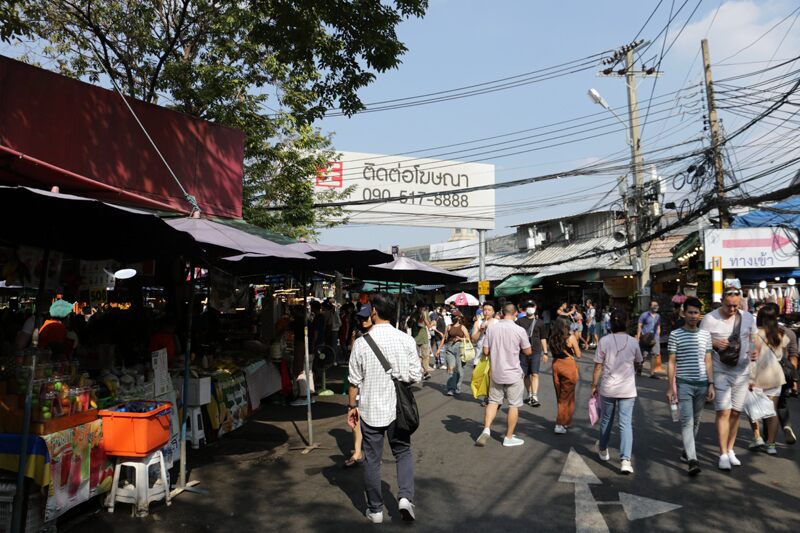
left=667, top=327, right=712, bottom=382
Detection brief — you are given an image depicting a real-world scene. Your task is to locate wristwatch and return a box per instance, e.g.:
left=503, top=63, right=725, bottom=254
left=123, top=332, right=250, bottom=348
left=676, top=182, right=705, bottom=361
left=347, top=404, right=357, bottom=410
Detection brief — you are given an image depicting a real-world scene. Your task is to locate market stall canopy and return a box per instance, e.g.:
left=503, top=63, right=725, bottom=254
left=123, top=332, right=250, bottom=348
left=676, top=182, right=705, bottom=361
left=164, top=218, right=311, bottom=262
left=355, top=256, right=467, bottom=285
left=0, top=186, right=200, bottom=261
left=494, top=274, right=541, bottom=296
left=732, top=197, right=800, bottom=229
left=218, top=252, right=313, bottom=275
left=286, top=243, right=393, bottom=270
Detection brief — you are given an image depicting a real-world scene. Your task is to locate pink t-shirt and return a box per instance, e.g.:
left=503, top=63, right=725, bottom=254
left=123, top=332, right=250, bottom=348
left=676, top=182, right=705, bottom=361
left=594, top=333, right=643, bottom=398
left=484, top=319, right=531, bottom=384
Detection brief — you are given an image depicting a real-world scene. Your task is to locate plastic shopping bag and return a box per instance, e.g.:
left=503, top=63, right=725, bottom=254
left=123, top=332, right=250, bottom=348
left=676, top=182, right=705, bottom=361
left=588, top=394, right=601, bottom=426
left=743, top=389, right=776, bottom=422
left=471, top=356, right=491, bottom=399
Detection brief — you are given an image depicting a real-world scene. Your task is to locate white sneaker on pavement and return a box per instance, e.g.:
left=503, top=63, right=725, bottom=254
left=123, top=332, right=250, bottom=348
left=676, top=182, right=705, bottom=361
left=366, top=510, right=383, bottom=523
left=503, top=435, right=524, bottom=447
left=554, top=425, right=567, bottom=434
left=620, top=459, right=633, bottom=474
left=398, top=498, right=416, bottom=521
left=718, top=453, right=732, bottom=471
left=596, top=441, right=610, bottom=461
left=727, top=450, right=742, bottom=466
left=475, top=430, right=490, bottom=447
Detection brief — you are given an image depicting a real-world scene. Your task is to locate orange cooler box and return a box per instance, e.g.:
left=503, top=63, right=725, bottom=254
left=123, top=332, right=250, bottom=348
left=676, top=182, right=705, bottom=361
left=99, top=401, right=172, bottom=457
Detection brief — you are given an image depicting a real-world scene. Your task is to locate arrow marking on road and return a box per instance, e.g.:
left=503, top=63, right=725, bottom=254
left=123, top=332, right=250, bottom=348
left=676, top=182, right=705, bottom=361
left=559, top=448, right=602, bottom=485
left=617, top=492, right=682, bottom=521
left=559, top=448, right=682, bottom=532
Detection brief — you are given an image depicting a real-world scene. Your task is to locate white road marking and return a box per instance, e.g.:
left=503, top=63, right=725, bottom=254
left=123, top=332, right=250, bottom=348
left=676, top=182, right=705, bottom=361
left=559, top=447, right=682, bottom=532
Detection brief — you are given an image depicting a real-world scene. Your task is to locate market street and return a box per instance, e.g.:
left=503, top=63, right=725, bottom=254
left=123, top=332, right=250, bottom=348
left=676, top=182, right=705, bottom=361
left=64, top=355, right=800, bottom=533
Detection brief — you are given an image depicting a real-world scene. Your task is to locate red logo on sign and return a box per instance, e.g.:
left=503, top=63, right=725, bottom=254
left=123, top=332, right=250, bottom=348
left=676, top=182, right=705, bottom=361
left=316, top=161, right=343, bottom=188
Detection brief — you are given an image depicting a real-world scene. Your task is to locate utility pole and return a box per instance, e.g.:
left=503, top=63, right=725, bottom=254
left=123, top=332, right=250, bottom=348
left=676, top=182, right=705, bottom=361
left=701, top=38, right=730, bottom=229
left=478, top=229, right=487, bottom=304
left=599, top=41, right=660, bottom=312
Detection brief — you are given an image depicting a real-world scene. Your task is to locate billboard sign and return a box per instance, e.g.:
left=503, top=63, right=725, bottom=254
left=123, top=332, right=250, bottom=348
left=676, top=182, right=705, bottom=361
left=314, top=151, right=495, bottom=229
left=703, top=227, right=799, bottom=270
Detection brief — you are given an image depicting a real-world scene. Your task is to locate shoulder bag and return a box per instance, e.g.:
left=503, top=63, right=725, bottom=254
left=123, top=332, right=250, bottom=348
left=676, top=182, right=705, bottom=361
left=363, top=334, right=420, bottom=434
left=751, top=335, right=787, bottom=390
left=717, top=312, right=742, bottom=367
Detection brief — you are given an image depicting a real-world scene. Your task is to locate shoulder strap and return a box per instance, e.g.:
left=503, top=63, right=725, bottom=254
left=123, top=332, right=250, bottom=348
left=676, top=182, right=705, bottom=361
left=363, top=333, right=392, bottom=372
left=730, top=312, right=742, bottom=340
left=527, top=318, right=536, bottom=338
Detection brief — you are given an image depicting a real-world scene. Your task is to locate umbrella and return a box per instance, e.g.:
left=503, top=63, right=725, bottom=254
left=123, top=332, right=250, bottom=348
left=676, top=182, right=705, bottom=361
left=0, top=185, right=200, bottom=261
left=287, top=242, right=393, bottom=269
left=356, top=256, right=467, bottom=285
left=355, top=256, right=467, bottom=326
left=445, top=292, right=480, bottom=307
left=165, top=217, right=312, bottom=261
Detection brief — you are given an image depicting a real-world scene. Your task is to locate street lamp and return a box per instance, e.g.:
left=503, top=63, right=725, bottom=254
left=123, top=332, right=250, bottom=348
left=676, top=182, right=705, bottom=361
left=587, top=88, right=632, bottom=146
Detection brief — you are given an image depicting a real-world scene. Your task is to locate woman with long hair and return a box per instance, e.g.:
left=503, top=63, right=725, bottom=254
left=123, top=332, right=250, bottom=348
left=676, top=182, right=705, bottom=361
left=752, top=303, right=790, bottom=455
left=444, top=315, right=470, bottom=396
left=549, top=317, right=582, bottom=434
left=591, top=310, right=642, bottom=475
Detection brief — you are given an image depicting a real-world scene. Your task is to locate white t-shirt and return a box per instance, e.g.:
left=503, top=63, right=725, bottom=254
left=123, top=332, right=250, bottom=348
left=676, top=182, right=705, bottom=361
left=700, top=309, right=757, bottom=374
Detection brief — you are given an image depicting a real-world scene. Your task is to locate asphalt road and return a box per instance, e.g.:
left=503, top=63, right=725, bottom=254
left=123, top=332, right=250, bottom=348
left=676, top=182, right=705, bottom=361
left=63, top=353, right=800, bottom=532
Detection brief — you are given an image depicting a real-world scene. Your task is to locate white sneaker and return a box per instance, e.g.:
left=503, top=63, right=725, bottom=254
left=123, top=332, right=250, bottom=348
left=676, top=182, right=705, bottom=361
left=398, top=498, right=415, bottom=521
left=439, top=365, right=447, bottom=370
left=475, top=430, right=490, bottom=447
left=503, top=435, right=524, bottom=447
left=596, top=441, right=610, bottom=461
left=554, top=425, right=567, bottom=434
left=366, top=510, right=383, bottom=523
left=727, top=450, right=742, bottom=466
left=718, top=453, right=732, bottom=471
left=620, top=459, right=633, bottom=474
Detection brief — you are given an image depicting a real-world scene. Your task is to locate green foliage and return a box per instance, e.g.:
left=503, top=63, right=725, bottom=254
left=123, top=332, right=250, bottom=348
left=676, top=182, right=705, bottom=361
left=3, top=0, right=427, bottom=238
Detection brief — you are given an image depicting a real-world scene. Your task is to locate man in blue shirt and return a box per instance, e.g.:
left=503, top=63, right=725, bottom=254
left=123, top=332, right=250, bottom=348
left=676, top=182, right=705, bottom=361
left=637, top=299, right=663, bottom=378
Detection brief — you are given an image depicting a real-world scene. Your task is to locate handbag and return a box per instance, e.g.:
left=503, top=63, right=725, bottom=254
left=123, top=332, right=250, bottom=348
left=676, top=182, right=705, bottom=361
left=471, top=355, right=491, bottom=399
left=363, top=334, right=420, bottom=434
left=460, top=338, right=475, bottom=364
left=588, top=394, right=601, bottom=426
left=717, top=312, right=742, bottom=367
left=751, top=336, right=787, bottom=390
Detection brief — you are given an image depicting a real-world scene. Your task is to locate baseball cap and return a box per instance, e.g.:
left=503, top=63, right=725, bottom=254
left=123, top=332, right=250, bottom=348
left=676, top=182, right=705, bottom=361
left=356, top=304, right=372, bottom=319
left=523, top=300, right=536, bottom=308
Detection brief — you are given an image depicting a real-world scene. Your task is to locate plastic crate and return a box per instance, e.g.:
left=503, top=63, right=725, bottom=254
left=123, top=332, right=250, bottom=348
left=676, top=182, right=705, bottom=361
left=98, top=401, right=172, bottom=457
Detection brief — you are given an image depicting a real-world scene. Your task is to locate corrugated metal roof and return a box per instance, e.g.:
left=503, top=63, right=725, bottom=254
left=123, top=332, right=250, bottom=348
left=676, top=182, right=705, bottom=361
left=452, top=236, right=631, bottom=282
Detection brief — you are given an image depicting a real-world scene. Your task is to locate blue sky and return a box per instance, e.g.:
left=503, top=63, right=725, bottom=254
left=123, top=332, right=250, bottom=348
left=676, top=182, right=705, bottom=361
left=316, top=0, right=800, bottom=249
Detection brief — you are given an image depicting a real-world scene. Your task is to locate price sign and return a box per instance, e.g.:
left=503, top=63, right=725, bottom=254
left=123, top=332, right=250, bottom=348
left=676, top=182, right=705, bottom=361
left=89, top=287, right=107, bottom=306
left=478, top=280, right=490, bottom=296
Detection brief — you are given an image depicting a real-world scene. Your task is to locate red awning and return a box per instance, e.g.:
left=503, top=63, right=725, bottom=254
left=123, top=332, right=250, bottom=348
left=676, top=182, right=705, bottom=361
left=0, top=56, right=245, bottom=218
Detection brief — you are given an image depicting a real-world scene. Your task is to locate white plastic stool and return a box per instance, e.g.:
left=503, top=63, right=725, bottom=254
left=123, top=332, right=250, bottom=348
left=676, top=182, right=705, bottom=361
left=186, top=406, right=206, bottom=449
left=106, top=450, right=171, bottom=517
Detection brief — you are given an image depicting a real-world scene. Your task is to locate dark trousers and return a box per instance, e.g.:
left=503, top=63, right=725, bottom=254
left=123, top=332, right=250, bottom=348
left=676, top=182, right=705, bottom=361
left=360, top=419, right=414, bottom=513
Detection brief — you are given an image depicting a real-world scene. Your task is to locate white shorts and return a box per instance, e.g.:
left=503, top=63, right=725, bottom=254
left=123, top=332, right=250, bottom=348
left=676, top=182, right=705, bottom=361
left=713, top=370, right=749, bottom=412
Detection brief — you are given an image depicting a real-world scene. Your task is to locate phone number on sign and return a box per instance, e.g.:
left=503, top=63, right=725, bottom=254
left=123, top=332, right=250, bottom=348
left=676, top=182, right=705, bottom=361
left=361, top=188, right=470, bottom=207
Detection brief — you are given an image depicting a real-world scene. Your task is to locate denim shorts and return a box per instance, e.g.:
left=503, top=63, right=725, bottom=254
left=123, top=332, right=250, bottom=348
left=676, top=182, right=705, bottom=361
left=519, top=351, right=542, bottom=376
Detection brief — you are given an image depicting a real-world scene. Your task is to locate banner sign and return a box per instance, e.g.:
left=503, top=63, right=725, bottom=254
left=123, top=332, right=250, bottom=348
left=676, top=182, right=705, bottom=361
left=314, top=151, right=495, bottom=230
left=704, top=227, right=799, bottom=270
left=44, top=419, right=114, bottom=520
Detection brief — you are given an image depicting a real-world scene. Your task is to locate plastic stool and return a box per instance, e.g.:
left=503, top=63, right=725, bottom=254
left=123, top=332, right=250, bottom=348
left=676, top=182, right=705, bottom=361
left=186, top=406, right=206, bottom=449
left=106, top=450, right=170, bottom=517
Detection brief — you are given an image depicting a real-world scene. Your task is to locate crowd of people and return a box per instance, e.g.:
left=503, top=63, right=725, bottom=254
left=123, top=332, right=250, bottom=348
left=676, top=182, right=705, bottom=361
left=341, top=279, right=799, bottom=523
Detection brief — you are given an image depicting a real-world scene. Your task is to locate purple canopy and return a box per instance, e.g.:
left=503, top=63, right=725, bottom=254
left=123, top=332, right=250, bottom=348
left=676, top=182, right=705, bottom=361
left=165, top=218, right=312, bottom=263
left=356, top=256, right=467, bottom=285
left=287, top=242, right=393, bottom=268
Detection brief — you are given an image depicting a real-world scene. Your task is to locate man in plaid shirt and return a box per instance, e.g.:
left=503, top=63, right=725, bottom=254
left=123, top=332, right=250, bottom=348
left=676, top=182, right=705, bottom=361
left=348, top=294, right=422, bottom=523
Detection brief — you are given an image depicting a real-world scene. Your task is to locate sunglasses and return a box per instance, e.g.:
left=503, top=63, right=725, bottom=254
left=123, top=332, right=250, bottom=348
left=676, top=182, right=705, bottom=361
left=724, top=290, right=742, bottom=296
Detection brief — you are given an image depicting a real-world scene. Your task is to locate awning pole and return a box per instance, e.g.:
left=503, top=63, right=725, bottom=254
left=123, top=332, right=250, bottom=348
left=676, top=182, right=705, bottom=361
left=292, top=269, right=323, bottom=454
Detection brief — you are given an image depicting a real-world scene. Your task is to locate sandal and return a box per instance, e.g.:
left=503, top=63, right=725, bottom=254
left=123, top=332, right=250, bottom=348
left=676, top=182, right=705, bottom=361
left=344, top=457, right=364, bottom=468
